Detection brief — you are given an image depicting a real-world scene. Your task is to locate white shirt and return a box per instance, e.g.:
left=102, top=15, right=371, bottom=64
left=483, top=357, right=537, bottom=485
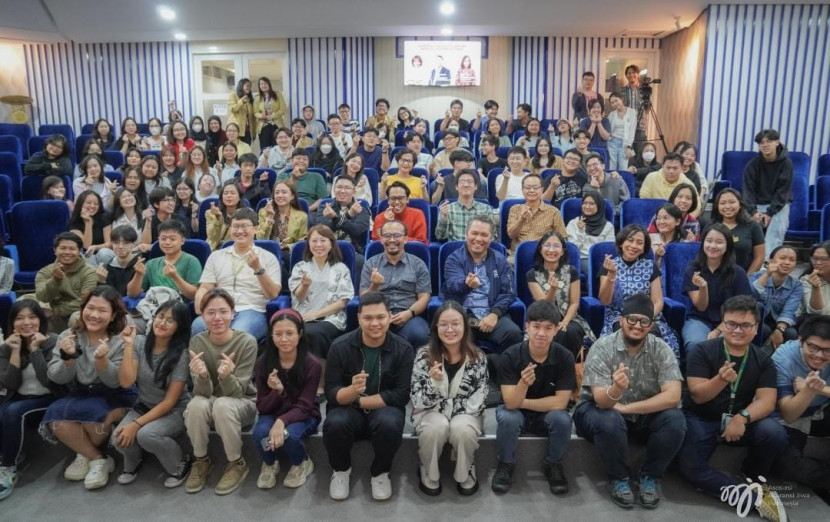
left=495, top=171, right=528, bottom=200
left=200, top=244, right=281, bottom=312
left=328, top=132, right=354, bottom=157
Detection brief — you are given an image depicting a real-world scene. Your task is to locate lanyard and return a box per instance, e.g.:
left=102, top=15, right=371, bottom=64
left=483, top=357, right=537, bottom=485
left=723, top=344, right=750, bottom=415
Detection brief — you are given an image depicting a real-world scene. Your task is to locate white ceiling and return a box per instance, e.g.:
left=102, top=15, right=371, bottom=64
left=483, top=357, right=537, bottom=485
left=0, top=0, right=824, bottom=43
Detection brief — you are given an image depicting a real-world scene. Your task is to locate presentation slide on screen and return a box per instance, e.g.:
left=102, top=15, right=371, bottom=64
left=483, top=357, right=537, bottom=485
left=404, top=40, right=481, bottom=87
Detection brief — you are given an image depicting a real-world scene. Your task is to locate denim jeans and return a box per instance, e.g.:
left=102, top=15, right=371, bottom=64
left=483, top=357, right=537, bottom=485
left=253, top=415, right=319, bottom=466
left=756, top=204, right=789, bottom=258
left=607, top=136, right=628, bottom=170
left=682, top=317, right=713, bottom=353
left=391, top=316, right=430, bottom=349
left=572, top=401, right=687, bottom=480
left=0, top=395, right=55, bottom=466
left=191, top=309, right=268, bottom=342
left=86, top=248, right=116, bottom=268
left=495, top=405, right=572, bottom=466
left=676, top=411, right=788, bottom=498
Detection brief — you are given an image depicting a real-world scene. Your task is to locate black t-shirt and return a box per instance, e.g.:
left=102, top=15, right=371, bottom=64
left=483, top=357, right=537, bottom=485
left=444, top=359, right=463, bottom=384
left=683, top=338, right=777, bottom=421
left=551, top=171, right=588, bottom=206
left=497, top=341, right=576, bottom=402
left=478, top=157, right=508, bottom=179
left=726, top=221, right=765, bottom=272
left=69, top=212, right=110, bottom=246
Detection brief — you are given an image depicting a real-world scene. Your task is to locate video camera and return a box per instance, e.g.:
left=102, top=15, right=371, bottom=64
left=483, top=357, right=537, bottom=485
left=639, top=76, right=662, bottom=107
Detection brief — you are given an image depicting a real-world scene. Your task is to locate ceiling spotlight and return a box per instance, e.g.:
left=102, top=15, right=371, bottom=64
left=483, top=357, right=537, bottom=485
left=441, top=27, right=453, bottom=35
left=157, top=6, right=176, bottom=21
left=174, top=33, right=187, bottom=41
left=439, top=2, right=455, bottom=16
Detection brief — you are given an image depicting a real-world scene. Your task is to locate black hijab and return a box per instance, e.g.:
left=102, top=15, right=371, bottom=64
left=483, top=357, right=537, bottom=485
left=581, top=192, right=608, bottom=236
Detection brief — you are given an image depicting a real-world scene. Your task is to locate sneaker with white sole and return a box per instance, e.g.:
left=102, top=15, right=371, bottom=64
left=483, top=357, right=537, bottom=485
left=163, top=455, right=192, bottom=489
left=257, top=462, right=279, bottom=489
left=329, top=469, right=351, bottom=500
left=84, top=456, right=115, bottom=490
left=117, top=459, right=143, bottom=485
left=0, top=467, right=19, bottom=501
left=756, top=485, right=787, bottom=522
left=371, top=472, right=392, bottom=501
left=283, top=458, right=314, bottom=488
left=64, top=454, right=90, bottom=481
left=185, top=456, right=212, bottom=494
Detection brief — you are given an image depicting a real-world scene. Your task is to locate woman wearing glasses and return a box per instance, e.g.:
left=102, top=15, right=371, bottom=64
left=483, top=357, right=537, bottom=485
left=681, top=224, right=752, bottom=353
left=800, top=241, right=830, bottom=318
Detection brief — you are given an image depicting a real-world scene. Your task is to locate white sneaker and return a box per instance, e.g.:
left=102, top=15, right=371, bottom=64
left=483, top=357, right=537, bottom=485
left=283, top=458, right=314, bottom=488
left=329, top=469, right=351, bottom=500
left=117, top=459, right=142, bottom=485
left=64, top=454, right=90, bottom=481
left=0, top=466, right=18, bottom=501
left=257, top=462, right=279, bottom=489
left=371, top=472, right=392, bottom=501
left=84, top=456, right=115, bottom=490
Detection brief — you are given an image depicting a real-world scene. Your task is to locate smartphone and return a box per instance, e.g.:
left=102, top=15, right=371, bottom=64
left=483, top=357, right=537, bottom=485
left=467, top=317, right=481, bottom=328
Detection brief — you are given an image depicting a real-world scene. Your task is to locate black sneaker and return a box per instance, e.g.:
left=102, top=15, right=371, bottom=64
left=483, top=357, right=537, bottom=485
left=610, top=478, right=635, bottom=509
left=164, top=455, right=192, bottom=489
left=491, top=461, right=514, bottom=494
left=543, top=462, right=569, bottom=495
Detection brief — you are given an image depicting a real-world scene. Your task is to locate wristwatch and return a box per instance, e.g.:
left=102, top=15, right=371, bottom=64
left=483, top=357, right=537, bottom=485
left=352, top=396, right=362, bottom=409
left=253, top=267, right=266, bottom=276
left=776, top=326, right=787, bottom=333
left=738, top=409, right=751, bottom=423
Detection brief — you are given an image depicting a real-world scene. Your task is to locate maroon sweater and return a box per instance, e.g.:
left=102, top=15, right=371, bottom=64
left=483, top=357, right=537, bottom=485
left=255, top=353, right=322, bottom=426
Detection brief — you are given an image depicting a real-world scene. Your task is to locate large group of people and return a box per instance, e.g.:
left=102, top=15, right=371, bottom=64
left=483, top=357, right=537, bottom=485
left=0, top=68, right=827, bottom=522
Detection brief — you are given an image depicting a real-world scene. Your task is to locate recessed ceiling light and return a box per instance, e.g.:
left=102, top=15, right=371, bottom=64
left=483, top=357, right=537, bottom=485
left=157, top=6, right=176, bottom=21
left=174, top=33, right=187, bottom=41
left=209, top=46, right=218, bottom=52
left=439, top=2, right=455, bottom=16
left=441, top=27, right=453, bottom=36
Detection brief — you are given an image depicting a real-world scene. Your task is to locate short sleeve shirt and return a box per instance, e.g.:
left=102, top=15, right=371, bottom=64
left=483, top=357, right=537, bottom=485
left=143, top=252, right=203, bottom=293
left=200, top=245, right=281, bottom=312
left=133, top=336, right=191, bottom=409
left=360, top=253, right=431, bottom=311
left=728, top=221, right=765, bottom=272
left=772, top=340, right=830, bottom=419
left=683, top=263, right=752, bottom=326
left=498, top=342, right=576, bottom=403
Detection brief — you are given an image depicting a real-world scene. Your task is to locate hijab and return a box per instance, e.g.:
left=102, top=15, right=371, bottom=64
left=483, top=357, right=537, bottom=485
left=581, top=192, right=608, bottom=236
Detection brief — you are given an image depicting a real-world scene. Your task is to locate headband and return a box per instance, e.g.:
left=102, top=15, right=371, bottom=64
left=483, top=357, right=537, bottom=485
left=270, top=308, right=304, bottom=326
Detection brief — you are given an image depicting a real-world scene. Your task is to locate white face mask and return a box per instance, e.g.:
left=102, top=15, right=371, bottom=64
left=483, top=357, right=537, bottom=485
left=642, top=151, right=656, bottom=162
left=448, top=126, right=460, bottom=133
left=192, top=124, right=203, bottom=133
left=149, top=126, right=162, bottom=136
left=320, top=144, right=333, bottom=154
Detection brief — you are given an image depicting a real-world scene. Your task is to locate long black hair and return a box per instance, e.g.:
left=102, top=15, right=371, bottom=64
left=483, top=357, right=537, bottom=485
left=693, top=223, right=737, bottom=287
left=144, top=301, right=191, bottom=386
left=711, top=188, right=753, bottom=225
left=261, top=311, right=312, bottom=395
left=236, top=78, right=253, bottom=103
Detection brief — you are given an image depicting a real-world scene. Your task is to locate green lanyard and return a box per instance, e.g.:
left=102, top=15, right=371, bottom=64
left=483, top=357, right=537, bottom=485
left=723, top=343, right=750, bottom=415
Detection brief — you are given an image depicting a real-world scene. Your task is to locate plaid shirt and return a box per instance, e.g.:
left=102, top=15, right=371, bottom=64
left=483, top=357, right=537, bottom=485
left=435, top=199, right=493, bottom=242
left=621, top=84, right=646, bottom=130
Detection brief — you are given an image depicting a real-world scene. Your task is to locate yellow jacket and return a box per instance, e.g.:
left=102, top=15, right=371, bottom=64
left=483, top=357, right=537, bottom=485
left=256, top=206, right=308, bottom=253
left=227, top=92, right=256, bottom=138
left=254, top=91, right=288, bottom=134
left=205, top=211, right=231, bottom=250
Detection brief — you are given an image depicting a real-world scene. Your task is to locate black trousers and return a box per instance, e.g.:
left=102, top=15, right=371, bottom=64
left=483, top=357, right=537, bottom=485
left=305, top=320, right=343, bottom=359
left=774, top=414, right=830, bottom=486
left=554, top=320, right=587, bottom=357
left=323, top=406, right=405, bottom=476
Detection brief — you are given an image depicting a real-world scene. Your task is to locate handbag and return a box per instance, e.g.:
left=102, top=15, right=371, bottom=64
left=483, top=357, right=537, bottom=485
left=571, top=345, right=587, bottom=403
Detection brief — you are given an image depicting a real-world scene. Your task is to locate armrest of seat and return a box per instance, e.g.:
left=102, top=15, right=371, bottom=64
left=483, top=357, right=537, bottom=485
left=265, top=295, right=292, bottom=319
left=808, top=210, right=822, bottom=231
left=711, top=181, right=731, bottom=200
left=662, top=297, right=687, bottom=335
left=580, top=296, right=605, bottom=338
left=345, top=296, right=361, bottom=331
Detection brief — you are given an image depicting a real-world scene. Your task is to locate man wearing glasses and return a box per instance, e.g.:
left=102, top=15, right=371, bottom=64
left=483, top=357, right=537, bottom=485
left=506, top=174, right=567, bottom=256
left=678, top=295, right=788, bottom=522
left=371, top=182, right=428, bottom=244
left=573, top=293, right=686, bottom=510
left=435, top=170, right=492, bottom=242
left=311, top=175, right=371, bottom=274
left=772, top=316, right=830, bottom=488
left=360, top=220, right=431, bottom=348
left=542, top=149, right=589, bottom=207
left=191, top=208, right=282, bottom=341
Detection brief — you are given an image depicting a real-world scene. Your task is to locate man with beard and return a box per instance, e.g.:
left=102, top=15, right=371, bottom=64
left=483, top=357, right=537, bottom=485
left=371, top=182, right=428, bottom=244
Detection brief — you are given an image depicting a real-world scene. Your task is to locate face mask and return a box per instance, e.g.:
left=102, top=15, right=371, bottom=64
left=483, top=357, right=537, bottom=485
left=192, top=124, right=203, bottom=133
left=149, top=126, right=162, bottom=136
left=642, top=152, right=656, bottom=162
left=448, top=126, right=459, bottom=133
left=320, top=144, right=333, bottom=154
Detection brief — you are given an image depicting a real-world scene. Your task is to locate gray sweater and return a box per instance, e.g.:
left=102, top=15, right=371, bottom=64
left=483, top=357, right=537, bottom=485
left=47, top=330, right=126, bottom=388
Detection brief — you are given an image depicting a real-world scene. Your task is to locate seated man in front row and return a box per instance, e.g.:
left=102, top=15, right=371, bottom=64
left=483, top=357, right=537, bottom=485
left=573, top=293, right=686, bottom=510
left=35, top=232, right=98, bottom=332
left=360, top=220, right=431, bottom=348
left=191, top=208, right=282, bottom=342
left=443, top=215, right=523, bottom=350
left=772, top=315, right=830, bottom=487
left=492, top=300, right=574, bottom=496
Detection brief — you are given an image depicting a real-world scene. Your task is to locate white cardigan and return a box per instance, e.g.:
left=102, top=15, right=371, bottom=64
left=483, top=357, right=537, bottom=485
left=607, top=107, right=638, bottom=148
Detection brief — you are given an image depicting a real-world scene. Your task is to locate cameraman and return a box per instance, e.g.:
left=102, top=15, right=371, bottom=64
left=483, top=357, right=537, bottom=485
left=621, top=65, right=648, bottom=155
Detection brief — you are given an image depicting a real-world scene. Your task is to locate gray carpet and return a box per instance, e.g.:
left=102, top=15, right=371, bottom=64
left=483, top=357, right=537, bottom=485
left=3, top=406, right=829, bottom=521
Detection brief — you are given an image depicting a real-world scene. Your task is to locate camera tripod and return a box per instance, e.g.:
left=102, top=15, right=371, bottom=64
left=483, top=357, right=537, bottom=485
left=637, top=100, right=669, bottom=154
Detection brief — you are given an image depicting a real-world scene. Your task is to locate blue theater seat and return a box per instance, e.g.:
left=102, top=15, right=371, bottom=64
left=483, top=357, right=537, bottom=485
left=619, top=198, right=667, bottom=228
left=0, top=135, right=24, bottom=163
left=0, top=152, right=23, bottom=201
left=0, top=124, right=32, bottom=159
left=11, top=200, right=70, bottom=287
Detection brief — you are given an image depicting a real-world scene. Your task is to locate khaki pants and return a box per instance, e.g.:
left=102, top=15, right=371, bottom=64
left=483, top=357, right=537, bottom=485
left=184, top=396, right=256, bottom=461
left=414, top=411, right=482, bottom=482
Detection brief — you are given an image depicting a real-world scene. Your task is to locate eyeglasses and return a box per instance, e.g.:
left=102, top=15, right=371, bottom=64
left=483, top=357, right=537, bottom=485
left=334, top=185, right=354, bottom=191
left=153, top=316, right=177, bottom=326
left=523, top=185, right=542, bottom=191
left=624, top=316, right=653, bottom=327
left=811, top=256, right=829, bottom=265
left=230, top=224, right=254, bottom=231
left=397, top=158, right=413, bottom=164
left=723, top=321, right=757, bottom=332
left=457, top=179, right=476, bottom=186
left=437, top=322, right=464, bottom=331
left=272, top=331, right=298, bottom=340
left=387, top=196, right=407, bottom=202
left=541, top=243, right=563, bottom=251
left=804, top=341, right=830, bottom=357
left=204, top=309, right=233, bottom=318
left=381, top=233, right=405, bottom=240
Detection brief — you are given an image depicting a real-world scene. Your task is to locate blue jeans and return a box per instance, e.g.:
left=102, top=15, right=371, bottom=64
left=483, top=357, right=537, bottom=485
left=0, top=395, right=55, bottom=466
left=682, top=317, right=713, bottom=353
left=495, top=405, right=572, bottom=466
left=572, top=401, right=687, bottom=480
left=391, top=316, right=430, bottom=349
left=253, top=415, right=319, bottom=466
left=756, top=203, right=789, bottom=258
left=191, top=309, right=268, bottom=342
left=607, top=136, right=628, bottom=170
left=676, top=411, right=788, bottom=498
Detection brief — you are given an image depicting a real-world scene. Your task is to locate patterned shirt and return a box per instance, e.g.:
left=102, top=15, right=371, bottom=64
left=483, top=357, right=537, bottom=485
left=435, top=199, right=493, bottom=242
left=506, top=202, right=568, bottom=251
left=621, top=85, right=645, bottom=130
left=465, top=262, right=491, bottom=319
left=581, top=330, right=682, bottom=420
